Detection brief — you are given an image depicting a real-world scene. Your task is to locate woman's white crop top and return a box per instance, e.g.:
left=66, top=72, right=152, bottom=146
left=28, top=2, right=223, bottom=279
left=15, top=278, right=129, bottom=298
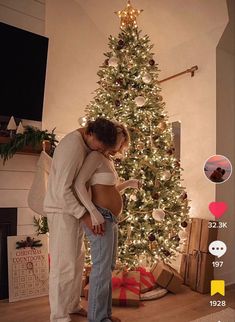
left=74, top=151, right=119, bottom=225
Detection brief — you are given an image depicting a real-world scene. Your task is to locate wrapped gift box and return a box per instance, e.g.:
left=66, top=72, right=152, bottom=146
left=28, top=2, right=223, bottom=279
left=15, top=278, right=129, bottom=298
left=136, top=267, right=156, bottom=293
left=187, top=218, right=218, bottom=254
left=151, top=261, right=183, bottom=293
left=112, top=271, right=140, bottom=307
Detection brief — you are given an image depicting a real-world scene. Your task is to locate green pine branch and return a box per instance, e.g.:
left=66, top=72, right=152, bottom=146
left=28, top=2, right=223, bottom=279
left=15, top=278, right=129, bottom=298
left=0, top=126, right=58, bottom=164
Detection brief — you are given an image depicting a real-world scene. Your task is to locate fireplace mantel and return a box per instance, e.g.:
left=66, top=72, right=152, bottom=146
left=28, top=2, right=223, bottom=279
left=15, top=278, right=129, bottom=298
left=0, top=136, right=51, bottom=157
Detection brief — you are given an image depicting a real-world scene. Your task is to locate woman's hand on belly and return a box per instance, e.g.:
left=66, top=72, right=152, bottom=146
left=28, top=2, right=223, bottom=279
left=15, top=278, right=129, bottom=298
left=80, top=212, right=105, bottom=235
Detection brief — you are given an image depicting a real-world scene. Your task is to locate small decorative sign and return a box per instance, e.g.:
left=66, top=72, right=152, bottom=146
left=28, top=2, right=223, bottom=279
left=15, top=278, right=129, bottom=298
left=7, top=234, right=49, bottom=302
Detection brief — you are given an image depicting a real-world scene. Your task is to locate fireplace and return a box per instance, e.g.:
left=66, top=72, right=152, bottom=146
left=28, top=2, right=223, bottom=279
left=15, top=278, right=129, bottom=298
left=0, top=208, right=17, bottom=300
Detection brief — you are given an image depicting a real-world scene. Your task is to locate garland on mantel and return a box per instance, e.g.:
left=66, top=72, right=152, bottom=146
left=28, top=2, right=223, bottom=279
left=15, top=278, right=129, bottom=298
left=0, top=126, right=58, bottom=163
left=16, top=236, right=42, bottom=249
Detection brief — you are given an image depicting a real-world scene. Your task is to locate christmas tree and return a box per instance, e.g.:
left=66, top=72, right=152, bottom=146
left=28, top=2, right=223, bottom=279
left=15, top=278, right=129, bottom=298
left=86, top=0, right=190, bottom=268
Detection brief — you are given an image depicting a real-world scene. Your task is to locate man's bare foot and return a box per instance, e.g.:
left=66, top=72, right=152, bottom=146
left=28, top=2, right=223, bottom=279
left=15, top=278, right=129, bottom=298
left=110, top=316, right=121, bottom=322
left=70, top=308, right=87, bottom=317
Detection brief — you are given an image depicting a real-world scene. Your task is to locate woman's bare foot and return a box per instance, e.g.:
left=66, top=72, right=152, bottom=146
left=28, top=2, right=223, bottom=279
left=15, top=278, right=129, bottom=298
left=110, top=316, right=121, bottom=322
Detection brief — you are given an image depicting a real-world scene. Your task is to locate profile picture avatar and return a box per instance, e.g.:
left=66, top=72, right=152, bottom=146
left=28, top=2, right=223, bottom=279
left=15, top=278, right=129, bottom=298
left=204, top=155, right=232, bottom=184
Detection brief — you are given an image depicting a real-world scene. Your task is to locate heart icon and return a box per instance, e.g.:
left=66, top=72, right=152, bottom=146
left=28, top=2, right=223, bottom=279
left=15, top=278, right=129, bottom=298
left=209, top=202, right=228, bottom=219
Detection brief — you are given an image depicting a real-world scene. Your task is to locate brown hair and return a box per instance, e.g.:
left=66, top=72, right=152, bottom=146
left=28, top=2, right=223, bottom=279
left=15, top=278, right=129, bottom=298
left=86, top=117, right=117, bottom=148
left=113, top=122, right=130, bottom=154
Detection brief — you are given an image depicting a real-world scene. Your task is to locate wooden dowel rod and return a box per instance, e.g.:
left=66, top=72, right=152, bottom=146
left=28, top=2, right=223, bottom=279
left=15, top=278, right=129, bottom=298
left=159, top=65, right=198, bottom=83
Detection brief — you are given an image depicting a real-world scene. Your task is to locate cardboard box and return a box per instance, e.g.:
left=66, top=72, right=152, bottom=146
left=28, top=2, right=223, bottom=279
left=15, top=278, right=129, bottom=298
left=151, top=262, right=183, bottom=293
left=112, top=271, right=140, bottom=307
left=180, top=218, right=217, bottom=294
left=185, top=251, right=214, bottom=294
left=187, top=219, right=218, bottom=254
left=180, top=253, right=188, bottom=284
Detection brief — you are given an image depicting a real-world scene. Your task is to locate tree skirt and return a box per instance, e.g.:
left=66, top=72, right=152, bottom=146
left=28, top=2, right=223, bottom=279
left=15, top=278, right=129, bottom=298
left=140, top=287, right=168, bottom=301
left=190, top=308, right=235, bottom=322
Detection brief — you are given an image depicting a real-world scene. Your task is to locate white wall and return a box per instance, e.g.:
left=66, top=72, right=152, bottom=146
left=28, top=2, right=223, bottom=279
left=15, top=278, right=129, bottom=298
left=0, top=0, right=45, bottom=35
left=0, top=155, right=39, bottom=235
left=0, top=0, right=45, bottom=235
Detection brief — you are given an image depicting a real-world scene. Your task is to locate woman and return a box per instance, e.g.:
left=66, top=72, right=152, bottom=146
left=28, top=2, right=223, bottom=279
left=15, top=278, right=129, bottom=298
left=75, top=123, right=139, bottom=322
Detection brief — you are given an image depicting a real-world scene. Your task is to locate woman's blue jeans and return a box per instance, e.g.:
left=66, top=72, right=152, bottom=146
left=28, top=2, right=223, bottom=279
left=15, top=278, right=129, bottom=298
left=82, top=206, right=118, bottom=322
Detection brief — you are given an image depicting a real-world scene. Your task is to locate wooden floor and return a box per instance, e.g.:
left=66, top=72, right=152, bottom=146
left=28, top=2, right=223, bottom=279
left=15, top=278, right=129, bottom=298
left=1, top=285, right=235, bottom=322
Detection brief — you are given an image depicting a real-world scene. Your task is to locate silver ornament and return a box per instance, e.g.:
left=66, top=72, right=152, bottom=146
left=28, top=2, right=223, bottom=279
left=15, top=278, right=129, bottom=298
left=78, top=116, right=87, bottom=126
left=142, top=73, right=152, bottom=84
left=134, top=96, right=146, bottom=107
left=152, top=209, right=165, bottom=221
left=108, top=57, right=119, bottom=67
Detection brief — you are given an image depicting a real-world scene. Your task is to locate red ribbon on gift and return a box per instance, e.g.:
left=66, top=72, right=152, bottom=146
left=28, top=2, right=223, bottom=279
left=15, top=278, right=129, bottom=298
left=112, top=273, right=140, bottom=306
left=136, top=267, right=156, bottom=289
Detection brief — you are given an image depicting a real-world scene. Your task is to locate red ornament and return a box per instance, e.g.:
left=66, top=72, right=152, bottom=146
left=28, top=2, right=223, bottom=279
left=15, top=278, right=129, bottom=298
left=116, top=78, right=123, bottom=85
left=174, top=161, right=180, bottom=167
left=181, top=192, right=188, bottom=200
left=115, top=100, right=121, bottom=107
left=148, top=234, right=156, bottom=242
left=118, top=39, right=125, bottom=47
left=152, top=192, right=160, bottom=200
left=163, top=250, right=171, bottom=257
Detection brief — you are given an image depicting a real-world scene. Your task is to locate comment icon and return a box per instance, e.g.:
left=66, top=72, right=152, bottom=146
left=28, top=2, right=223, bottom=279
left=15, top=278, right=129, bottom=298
left=209, top=241, right=227, bottom=258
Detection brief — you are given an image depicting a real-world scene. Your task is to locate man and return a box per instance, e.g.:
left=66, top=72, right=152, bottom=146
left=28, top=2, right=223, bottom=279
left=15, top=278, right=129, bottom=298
left=44, top=118, right=118, bottom=322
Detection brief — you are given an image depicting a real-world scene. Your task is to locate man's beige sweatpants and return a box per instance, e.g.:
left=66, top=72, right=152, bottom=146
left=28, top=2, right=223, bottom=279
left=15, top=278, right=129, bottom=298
left=47, top=213, right=85, bottom=322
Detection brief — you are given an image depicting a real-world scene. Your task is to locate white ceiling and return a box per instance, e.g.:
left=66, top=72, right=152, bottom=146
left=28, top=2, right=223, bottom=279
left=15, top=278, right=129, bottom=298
left=75, top=0, right=228, bottom=52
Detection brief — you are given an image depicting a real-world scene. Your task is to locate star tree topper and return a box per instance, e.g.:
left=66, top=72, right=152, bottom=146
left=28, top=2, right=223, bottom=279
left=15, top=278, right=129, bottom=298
left=115, top=0, right=143, bottom=29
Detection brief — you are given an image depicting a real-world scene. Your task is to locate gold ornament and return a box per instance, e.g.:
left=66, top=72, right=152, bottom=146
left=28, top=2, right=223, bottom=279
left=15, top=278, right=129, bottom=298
left=137, top=141, right=145, bottom=150
left=115, top=0, right=143, bottom=29
left=157, top=121, right=167, bottom=132
left=161, top=170, right=171, bottom=180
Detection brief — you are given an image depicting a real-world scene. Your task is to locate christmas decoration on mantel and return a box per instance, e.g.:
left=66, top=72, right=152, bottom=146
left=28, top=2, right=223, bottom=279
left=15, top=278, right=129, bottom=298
left=16, top=236, right=42, bottom=249
left=85, top=0, right=190, bottom=268
left=0, top=123, right=57, bottom=163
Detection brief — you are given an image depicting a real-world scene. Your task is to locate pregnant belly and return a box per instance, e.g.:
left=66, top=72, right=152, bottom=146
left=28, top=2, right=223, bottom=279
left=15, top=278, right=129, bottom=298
left=91, top=186, right=123, bottom=216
